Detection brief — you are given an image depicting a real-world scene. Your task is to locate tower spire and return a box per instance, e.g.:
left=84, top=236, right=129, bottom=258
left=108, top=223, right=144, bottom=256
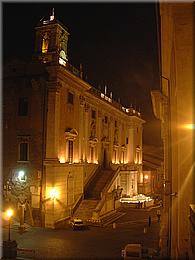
left=50, top=8, right=55, bottom=21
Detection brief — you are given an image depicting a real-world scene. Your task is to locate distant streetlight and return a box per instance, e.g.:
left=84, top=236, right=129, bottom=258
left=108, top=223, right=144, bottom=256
left=6, top=208, right=13, bottom=241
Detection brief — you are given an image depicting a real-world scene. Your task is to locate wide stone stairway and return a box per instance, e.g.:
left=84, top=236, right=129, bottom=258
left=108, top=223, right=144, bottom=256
left=73, top=200, right=99, bottom=220
left=85, top=169, right=115, bottom=199
left=73, top=168, right=116, bottom=220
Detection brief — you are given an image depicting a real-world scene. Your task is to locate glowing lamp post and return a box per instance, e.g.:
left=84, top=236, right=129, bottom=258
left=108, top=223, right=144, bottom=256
left=6, top=208, right=13, bottom=241
left=17, top=170, right=26, bottom=182
left=3, top=208, right=17, bottom=259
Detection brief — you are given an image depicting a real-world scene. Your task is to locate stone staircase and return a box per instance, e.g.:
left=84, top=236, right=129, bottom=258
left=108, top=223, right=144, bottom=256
left=73, top=199, right=99, bottom=220
left=73, top=168, right=117, bottom=221
left=85, top=169, right=115, bottom=199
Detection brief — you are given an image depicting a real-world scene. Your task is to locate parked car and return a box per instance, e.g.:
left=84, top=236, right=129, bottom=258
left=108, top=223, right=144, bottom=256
left=71, top=218, right=86, bottom=231
left=121, top=244, right=142, bottom=259
left=121, top=244, right=158, bottom=259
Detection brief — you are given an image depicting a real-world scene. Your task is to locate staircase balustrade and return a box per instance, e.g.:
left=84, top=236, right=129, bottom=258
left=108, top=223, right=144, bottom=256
left=93, top=166, right=121, bottom=217
left=70, top=193, right=84, bottom=216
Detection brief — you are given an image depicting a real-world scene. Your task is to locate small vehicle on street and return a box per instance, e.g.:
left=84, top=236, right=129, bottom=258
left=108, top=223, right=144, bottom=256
left=121, top=244, right=142, bottom=259
left=121, top=243, right=158, bottom=259
left=71, top=218, right=86, bottom=231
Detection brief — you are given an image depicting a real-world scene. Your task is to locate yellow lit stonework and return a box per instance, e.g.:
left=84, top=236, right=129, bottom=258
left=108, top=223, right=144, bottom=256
left=3, top=13, right=146, bottom=229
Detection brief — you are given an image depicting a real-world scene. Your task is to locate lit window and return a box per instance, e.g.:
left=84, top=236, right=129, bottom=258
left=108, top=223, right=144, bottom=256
left=19, top=143, right=29, bottom=161
left=18, top=97, right=28, bottom=116
left=67, top=92, right=74, bottom=105
left=42, top=36, right=49, bottom=53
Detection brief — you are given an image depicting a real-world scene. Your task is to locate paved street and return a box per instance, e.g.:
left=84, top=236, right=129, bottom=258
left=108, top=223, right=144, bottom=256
left=2, top=207, right=160, bottom=259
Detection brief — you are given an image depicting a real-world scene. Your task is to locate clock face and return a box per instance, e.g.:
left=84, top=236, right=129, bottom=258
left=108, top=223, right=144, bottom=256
left=60, top=50, right=67, bottom=60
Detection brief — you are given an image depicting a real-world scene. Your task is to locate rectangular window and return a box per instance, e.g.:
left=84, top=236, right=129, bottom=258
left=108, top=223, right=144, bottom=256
left=91, top=147, right=94, bottom=162
left=92, top=110, right=96, bottom=119
left=121, top=151, right=125, bottom=164
left=19, top=143, right=28, bottom=161
left=115, top=121, right=117, bottom=127
left=67, top=92, right=74, bottom=104
left=113, top=150, right=117, bottom=163
left=126, top=137, right=128, bottom=144
left=105, top=116, right=108, bottom=124
left=18, top=97, right=28, bottom=116
left=68, top=140, right=73, bottom=163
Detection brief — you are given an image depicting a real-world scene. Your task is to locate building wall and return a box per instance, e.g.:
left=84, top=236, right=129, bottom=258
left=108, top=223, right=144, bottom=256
left=3, top=16, right=145, bottom=228
left=151, top=3, right=194, bottom=258
left=42, top=65, right=144, bottom=226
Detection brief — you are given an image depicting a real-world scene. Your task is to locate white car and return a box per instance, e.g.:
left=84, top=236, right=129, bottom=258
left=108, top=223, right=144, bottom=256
left=71, top=218, right=86, bottom=230
left=121, top=244, right=142, bottom=259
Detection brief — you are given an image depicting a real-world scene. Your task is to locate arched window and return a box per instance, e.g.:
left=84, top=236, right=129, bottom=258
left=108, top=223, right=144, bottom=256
left=42, top=34, right=49, bottom=53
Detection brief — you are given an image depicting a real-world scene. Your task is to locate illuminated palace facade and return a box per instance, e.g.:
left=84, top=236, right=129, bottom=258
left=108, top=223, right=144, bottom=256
left=3, top=14, right=145, bottom=228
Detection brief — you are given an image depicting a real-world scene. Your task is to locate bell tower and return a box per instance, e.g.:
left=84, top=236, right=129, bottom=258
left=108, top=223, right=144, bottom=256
left=34, top=9, right=69, bottom=66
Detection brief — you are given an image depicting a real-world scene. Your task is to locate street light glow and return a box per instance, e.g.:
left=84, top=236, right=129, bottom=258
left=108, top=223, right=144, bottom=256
left=18, top=170, right=26, bottom=182
left=181, top=124, right=195, bottom=130
left=49, top=188, right=59, bottom=200
left=6, top=208, right=13, bottom=219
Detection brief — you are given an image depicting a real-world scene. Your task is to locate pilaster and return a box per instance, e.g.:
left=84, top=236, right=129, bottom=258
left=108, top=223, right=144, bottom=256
left=84, top=103, right=89, bottom=162
left=45, top=82, right=61, bottom=160
left=79, top=95, right=85, bottom=162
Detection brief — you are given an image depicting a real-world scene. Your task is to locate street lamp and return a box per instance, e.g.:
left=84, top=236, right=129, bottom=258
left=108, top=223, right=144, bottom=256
left=6, top=208, right=13, bottom=241
left=49, top=187, right=59, bottom=200
left=17, top=170, right=26, bottom=182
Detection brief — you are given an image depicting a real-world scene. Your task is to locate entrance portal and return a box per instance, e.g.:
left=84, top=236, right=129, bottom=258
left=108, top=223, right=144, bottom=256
left=103, top=148, right=109, bottom=169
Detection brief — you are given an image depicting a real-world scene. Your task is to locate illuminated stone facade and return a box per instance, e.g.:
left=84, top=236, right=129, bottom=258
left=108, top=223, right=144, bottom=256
left=3, top=15, right=145, bottom=228
left=151, top=3, right=194, bottom=259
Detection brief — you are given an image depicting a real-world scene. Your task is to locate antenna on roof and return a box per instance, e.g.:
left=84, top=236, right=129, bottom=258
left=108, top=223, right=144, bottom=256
left=50, top=8, right=55, bottom=21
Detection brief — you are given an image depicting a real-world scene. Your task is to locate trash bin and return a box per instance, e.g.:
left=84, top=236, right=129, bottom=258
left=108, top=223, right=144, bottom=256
left=3, top=240, right=17, bottom=259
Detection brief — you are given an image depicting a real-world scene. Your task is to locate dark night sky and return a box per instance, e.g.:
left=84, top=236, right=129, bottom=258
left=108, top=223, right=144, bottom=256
left=3, top=2, right=162, bottom=146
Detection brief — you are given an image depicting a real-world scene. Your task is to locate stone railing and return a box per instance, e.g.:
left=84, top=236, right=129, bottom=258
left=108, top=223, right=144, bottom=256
left=93, top=167, right=121, bottom=218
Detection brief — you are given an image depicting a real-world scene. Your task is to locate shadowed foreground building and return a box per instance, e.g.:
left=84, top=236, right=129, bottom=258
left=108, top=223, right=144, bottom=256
left=3, top=13, right=145, bottom=228
left=151, top=2, right=194, bottom=259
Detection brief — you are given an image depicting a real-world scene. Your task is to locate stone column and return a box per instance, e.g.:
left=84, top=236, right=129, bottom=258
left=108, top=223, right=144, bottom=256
left=84, top=103, right=89, bottom=162
left=45, top=82, right=60, bottom=160
left=97, top=110, right=102, bottom=164
left=79, top=96, right=85, bottom=162
left=139, top=125, right=143, bottom=164
left=108, top=117, right=113, bottom=165
left=127, top=125, right=135, bottom=164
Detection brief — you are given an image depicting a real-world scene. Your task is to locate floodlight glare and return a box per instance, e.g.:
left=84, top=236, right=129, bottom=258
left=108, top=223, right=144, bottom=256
left=49, top=188, right=59, bottom=199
